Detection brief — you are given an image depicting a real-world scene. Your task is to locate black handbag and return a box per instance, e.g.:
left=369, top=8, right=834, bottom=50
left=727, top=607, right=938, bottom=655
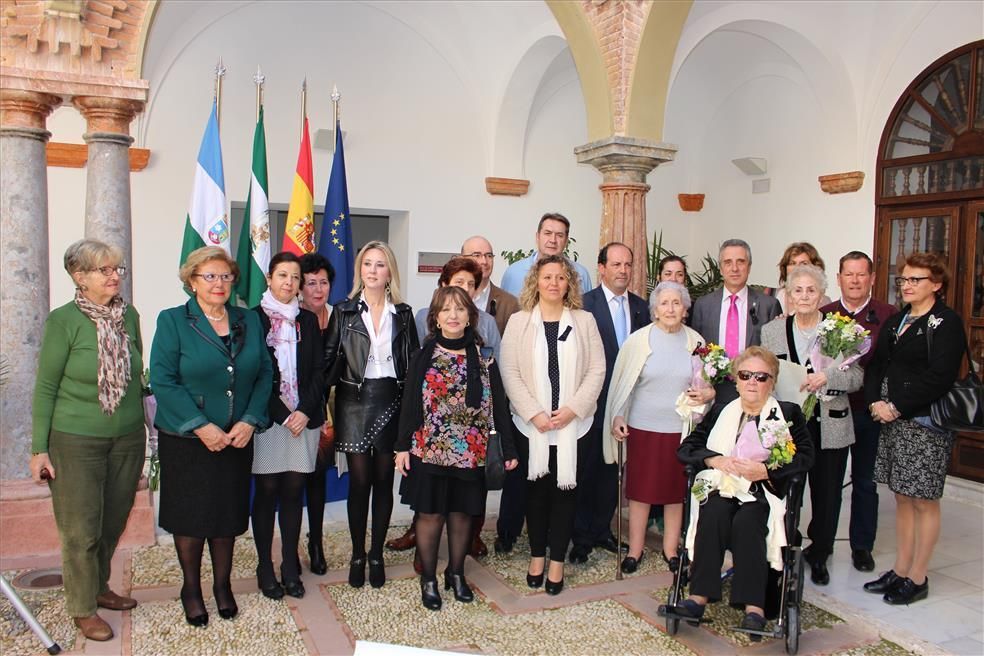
left=927, top=325, right=984, bottom=433
left=485, top=429, right=506, bottom=490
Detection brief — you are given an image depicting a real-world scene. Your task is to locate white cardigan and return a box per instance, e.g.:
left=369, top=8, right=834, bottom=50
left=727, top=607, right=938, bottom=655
left=602, top=323, right=704, bottom=466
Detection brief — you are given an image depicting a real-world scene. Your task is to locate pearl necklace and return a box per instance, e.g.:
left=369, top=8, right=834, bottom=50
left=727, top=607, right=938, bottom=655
left=204, top=308, right=227, bottom=322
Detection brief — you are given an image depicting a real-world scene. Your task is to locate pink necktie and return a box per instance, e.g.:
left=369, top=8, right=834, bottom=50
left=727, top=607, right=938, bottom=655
left=725, top=294, right=740, bottom=358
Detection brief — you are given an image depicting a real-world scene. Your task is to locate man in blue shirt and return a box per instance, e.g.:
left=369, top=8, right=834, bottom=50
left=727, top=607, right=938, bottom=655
left=499, top=213, right=593, bottom=296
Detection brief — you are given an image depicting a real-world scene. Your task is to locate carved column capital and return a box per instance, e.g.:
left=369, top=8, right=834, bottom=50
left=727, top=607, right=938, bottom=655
left=73, top=96, right=144, bottom=135
left=0, top=89, right=61, bottom=129
left=574, top=135, right=677, bottom=184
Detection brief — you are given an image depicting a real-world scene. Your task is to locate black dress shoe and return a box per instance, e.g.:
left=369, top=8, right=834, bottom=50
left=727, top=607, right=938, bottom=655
left=863, top=570, right=901, bottom=594
left=884, top=577, right=928, bottom=605
left=741, top=611, right=767, bottom=641
left=544, top=577, right=564, bottom=595
left=568, top=545, right=590, bottom=564
left=809, top=558, right=830, bottom=586
left=256, top=566, right=285, bottom=600
left=595, top=536, right=628, bottom=554
left=283, top=579, right=305, bottom=598
left=526, top=571, right=544, bottom=588
left=852, top=549, right=875, bottom=572
left=493, top=535, right=514, bottom=554
left=185, top=612, right=209, bottom=627
left=664, top=599, right=705, bottom=627
left=213, top=583, right=238, bottom=619
left=218, top=605, right=238, bottom=620
left=348, top=557, right=366, bottom=588
left=308, top=533, right=328, bottom=576
left=660, top=551, right=680, bottom=573
left=368, top=558, right=386, bottom=588
left=620, top=553, right=644, bottom=574
left=420, top=578, right=442, bottom=610
left=444, top=570, right=474, bottom=602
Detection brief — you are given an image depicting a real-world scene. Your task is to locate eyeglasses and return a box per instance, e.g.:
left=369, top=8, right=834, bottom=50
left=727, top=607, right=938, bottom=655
left=737, top=370, right=773, bottom=383
left=194, top=273, right=235, bottom=283
left=90, top=265, right=127, bottom=277
left=895, top=276, right=930, bottom=287
left=466, top=252, right=495, bottom=260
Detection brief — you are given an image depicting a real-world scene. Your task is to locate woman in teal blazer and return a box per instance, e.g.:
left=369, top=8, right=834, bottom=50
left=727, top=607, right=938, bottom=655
left=150, top=247, right=272, bottom=626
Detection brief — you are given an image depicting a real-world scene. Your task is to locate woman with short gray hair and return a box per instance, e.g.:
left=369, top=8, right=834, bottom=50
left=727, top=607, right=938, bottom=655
left=31, top=239, right=145, bottom=642
left=604, top=281, right=713, bottom=574
left=761, top=263, right=862, bottom=586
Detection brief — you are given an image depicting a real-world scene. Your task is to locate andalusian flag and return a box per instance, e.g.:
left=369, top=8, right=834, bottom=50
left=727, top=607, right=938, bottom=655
left=235, top=106, right=271, bottom=307
left=282, top=117, right=315, bottom=254
left=180, top=100, right=229, bottom=263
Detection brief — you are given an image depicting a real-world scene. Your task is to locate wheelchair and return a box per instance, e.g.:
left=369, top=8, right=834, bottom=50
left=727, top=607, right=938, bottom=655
left=657, top=465, right=807, bottom=655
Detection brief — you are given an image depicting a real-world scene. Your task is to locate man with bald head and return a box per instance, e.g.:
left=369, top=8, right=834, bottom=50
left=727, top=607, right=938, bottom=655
left=461, top=235, right=520, bottom=336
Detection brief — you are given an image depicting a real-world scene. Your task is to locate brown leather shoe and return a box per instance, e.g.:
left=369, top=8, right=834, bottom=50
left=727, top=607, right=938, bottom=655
left=96, top=590, right=137, bottom=611
left=74, top=614, right=113, bottom=641
left=386, top=526, right=417, bottom=551
left=469, top=535, right=488, bottom=558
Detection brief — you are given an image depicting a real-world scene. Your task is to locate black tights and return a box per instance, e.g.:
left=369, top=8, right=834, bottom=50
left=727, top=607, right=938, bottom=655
left=305, top=463, right=328, bottom=545
left=416, top=511, right=471, bottom=580
left=173, top=535, right=236, bottom=615
left=252, top=472, right=307, bottom=582
left=346, top=450, right=395, bottom=559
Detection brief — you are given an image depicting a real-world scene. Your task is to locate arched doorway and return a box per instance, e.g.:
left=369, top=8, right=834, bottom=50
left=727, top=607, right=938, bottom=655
left=874, top=39, right=984, bottom=481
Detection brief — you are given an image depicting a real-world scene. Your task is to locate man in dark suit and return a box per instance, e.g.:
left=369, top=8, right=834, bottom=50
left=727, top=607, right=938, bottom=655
left=569, top=242, right=651, bottom=563
left=690, top=239, right=781, bottom=407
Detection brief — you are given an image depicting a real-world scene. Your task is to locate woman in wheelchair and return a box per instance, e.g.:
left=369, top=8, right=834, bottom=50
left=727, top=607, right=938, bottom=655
left=667, top=347, right=814, bottom=637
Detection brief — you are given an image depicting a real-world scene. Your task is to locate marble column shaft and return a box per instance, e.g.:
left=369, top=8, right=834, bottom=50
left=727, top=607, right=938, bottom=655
left=0, top=90, right=60, bottom=480
left=575, top=136, right=677, bottom=297
left=75, top=97, right=144, bottom=302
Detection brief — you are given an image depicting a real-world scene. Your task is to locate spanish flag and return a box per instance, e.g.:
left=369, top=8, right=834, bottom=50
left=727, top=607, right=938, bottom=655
left=282, top=117, right=315, bottom=254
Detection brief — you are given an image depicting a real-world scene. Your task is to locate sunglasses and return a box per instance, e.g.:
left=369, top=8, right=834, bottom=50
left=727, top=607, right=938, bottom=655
left=737, top=370, right=773, bottom=383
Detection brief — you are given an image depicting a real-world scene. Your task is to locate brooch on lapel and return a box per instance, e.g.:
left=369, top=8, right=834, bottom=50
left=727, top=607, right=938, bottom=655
left=928, top=314, right=943, bottom=329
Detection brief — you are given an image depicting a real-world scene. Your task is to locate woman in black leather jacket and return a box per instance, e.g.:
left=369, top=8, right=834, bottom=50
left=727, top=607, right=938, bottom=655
left=324, top=240, right=419, bottom=589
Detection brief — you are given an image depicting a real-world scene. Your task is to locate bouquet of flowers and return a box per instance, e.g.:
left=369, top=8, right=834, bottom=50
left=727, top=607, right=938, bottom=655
left=802, top=312, right=871, bottom=417
left=693, top=343, right=732, bottom=387
left=758, top=418, right=797, bottom=470
left=142, top=369, right=160, bottom=491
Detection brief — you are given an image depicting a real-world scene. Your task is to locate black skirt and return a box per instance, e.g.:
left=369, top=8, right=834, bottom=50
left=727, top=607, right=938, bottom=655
left=158, top=431, right=253, bottom=538
left=400, top=455, right=486, bottom=516
left=334, top=378, right=400, bottom=454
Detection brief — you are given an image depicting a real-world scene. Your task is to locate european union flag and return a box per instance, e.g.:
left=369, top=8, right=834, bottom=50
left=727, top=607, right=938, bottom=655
left=318, top=119, right=354, bottom=304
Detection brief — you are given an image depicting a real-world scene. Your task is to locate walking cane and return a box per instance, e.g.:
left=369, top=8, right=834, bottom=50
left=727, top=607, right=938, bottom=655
left=616, top=439, right=624, bottom=581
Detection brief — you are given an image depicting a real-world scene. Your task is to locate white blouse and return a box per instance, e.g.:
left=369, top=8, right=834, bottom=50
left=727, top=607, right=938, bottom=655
left=360, top=294, right=398, bottom=379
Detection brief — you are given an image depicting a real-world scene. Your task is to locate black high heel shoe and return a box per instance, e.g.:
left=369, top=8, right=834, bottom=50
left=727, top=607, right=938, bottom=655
left=180, top=589, right=209, bottom=627
left=621, top=552, right=645, bottom=574
left=661, top=551, right=680, bottom=573
left=348, top=557, right=366, bottom=588
left=213, top=583, right=238, bottom=620
left=256, top=565, right=285, bottom=600
left=420, top=577, right=442, bottom=610
left=282, top=579, right=305, bottom=598
left=444, top=570, right=474, bottom=602
left=308, top=533, right=327, bottom=576
left=368, top=557, right=386, bottom=588
left=526, top=571, right=544, bottom=588
left=544, top=577, right=564, bottom=595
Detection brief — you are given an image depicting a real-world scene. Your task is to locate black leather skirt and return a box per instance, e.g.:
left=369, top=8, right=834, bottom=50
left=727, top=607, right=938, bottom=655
left=334, top=377, right=401, bottom=454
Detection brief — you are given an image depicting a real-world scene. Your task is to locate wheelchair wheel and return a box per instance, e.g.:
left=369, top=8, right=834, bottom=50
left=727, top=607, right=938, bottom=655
left=665, top=586, right=681, bottom=635
left=784, top=605, right=800, bottom=655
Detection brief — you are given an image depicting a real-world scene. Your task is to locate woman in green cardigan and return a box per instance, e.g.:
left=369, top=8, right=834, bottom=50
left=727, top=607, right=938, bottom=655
left=150, top=246, right=272, bottom=627
left=31, top=239, right=146, bottom=642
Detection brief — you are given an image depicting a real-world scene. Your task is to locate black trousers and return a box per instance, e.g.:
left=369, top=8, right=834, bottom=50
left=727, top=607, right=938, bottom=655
left=572, top=424, right=618, bottom=548
left=805, top=419, right=850, bottom=560
left=496, top=435, right=529, bottom=542
left=848, top=411, right=880, bottom=550
left=526, top=442, right=583, bottom=562
left=690, top=494, right=770, bottom=609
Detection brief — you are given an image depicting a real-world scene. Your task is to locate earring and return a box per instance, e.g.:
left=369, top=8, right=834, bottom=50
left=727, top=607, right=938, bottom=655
left=466, top=321, right=470, bottom=327
left=192, top=288, right=197, bottom=294
left=79, top=284, right=88, bottom=292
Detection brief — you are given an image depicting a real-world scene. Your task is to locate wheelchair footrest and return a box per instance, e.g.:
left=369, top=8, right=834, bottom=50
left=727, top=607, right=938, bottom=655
left=657, top=605, right=705, bottom=627
left=731, top=624, right=782, bottom=639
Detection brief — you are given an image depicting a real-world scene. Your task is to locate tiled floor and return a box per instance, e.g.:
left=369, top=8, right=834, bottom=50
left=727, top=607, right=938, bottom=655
left=797, top=476, right=984, bottom=655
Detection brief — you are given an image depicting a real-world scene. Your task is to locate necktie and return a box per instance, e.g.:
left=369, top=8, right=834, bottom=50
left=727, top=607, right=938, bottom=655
left=725, top=294, right=740, bottom=358
left=614, top=296, right=627, bottom=347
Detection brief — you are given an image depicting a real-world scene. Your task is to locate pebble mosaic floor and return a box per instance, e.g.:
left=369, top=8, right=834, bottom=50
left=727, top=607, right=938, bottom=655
left=1, top=525, right=921, bottom=656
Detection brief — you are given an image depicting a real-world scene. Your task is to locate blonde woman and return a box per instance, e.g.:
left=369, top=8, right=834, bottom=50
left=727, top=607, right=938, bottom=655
left=499, top=255, right=606, bottom=595
left=324, top=240, right=419, bottom=588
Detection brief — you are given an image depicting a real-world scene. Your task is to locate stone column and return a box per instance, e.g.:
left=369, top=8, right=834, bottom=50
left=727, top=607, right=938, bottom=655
left=0, top=89, right=61, bottom=480
left=575, top=136, right=677, bottom=296
left=74, top=96, right=144, bottom=301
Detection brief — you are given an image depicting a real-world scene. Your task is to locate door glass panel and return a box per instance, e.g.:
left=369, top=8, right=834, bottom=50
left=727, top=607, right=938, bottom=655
left=977, top=49, right=984, bottom=130
left=888, top=214, right=951, bottom=305
left=917, top=53, right=971, bottom=131
left=974, top=210, right=984, bottom=318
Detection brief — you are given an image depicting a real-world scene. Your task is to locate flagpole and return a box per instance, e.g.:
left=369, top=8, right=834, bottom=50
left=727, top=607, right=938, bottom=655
left=300, top=78, right=307, bottom=141
left=214, top=58, right=226, bottom=130
left=331, top=84, right=341, bottom=154
left=254, top=66, right=265, bottom=122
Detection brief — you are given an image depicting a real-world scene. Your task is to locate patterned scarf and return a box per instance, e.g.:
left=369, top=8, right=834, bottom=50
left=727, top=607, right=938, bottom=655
left=74, top=289, right=131, bottom=415
left=261, top=290, right=300, bottom=411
